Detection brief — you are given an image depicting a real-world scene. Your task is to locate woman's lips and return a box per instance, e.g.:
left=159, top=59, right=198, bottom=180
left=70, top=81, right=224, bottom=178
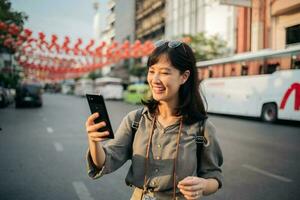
left=152, top=86, right=165, bottom=93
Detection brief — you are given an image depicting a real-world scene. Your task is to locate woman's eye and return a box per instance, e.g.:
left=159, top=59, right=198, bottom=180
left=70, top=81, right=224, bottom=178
left=161, top=72, right=170, bottom=75
left=148, top=70, right=154, bottom=74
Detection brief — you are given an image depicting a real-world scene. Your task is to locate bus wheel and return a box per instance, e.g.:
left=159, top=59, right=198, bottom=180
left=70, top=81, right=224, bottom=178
left=261, top=103, right=277, bottom=123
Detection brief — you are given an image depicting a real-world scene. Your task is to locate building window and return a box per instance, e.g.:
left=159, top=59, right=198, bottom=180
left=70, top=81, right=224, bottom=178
left=241, top=65, right=248, bottom=76
left=286, top=24, right=300, bottom=45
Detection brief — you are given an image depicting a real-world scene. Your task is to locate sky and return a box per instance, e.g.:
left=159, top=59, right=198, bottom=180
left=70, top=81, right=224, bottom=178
left=10, top=0, right=108, bottom=43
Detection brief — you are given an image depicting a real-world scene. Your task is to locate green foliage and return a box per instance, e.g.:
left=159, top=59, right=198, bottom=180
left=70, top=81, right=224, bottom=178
left=87, top=69, right=102, bottom=80
left=0, top=0, right=27, bottom=25
left=183, top=32, right=229, bottom=61
left=0, top=0, right=28, bottom=87
left=0, top=69, right=20, bottom=88
left=0, top=0, right=28, bottom=53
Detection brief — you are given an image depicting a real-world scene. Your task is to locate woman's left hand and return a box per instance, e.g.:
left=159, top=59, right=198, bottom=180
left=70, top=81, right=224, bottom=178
left=177, top=176, right=207, bottom=200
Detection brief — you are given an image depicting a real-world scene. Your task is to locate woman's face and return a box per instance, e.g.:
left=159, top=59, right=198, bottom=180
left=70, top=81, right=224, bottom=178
left=147, top=55, right=189, bottom=103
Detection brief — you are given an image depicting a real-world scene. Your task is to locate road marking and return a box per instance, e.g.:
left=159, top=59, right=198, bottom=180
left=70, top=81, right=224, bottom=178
left=242, top=164, right=292, bottom=183
left=46, top=127, right=53, bottom=133
left=72, top=181, right=94, bottom=200
left=53, top=142, right=64, bottom=152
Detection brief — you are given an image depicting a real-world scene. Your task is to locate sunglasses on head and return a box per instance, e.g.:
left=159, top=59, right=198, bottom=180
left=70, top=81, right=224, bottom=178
left=154, top=40, right=187, bottom=55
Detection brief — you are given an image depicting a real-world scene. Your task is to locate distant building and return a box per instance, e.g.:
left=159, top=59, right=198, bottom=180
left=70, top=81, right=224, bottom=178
left=100, top=0, right=135, bottom=82
left=165, top=0, right=236, bottom=53
left=114, top=0, right=135, bottom=43
left=99, top=0, right=116, bottom=76
left=93, top=1, right=102, bottom=42
left=135, top=0, right=166, bottom=41
left=112, top=0, right=135, bottom=82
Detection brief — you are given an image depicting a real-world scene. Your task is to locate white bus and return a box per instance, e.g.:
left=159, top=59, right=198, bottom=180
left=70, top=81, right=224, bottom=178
left=74, top=79, right=94, bottom=96
left=94, top=77, right=123, bottom=100
left=198, top=45, right=300, bottom=122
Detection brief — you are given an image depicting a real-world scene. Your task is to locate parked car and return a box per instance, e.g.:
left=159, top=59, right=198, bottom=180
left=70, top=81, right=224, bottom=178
left=15, top=83, right=43, bottom=108
left=0, top=86, right=9, bottom=108
left=123, top=83, right=150, bottom=104
left=6, top=88, right=15, bottom=104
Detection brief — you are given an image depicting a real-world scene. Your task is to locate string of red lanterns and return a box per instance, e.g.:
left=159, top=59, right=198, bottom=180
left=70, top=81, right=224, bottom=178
left=0, top=21, right=155, bottom=82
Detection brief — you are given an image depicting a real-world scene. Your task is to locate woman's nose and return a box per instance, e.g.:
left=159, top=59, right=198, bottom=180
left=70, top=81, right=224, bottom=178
left=153, top=73, right=160, bottom=82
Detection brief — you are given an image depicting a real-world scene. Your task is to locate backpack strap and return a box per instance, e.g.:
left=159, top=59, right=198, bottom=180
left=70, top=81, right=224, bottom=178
left=129, top=108, right=144, bottom=158
left=131, top=107, right=144, bottom=137
left=196, top=118, right=207, bottom=174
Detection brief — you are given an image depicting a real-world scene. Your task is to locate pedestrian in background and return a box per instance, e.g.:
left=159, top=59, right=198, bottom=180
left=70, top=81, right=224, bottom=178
left=85, top=40, right=223, bottom=200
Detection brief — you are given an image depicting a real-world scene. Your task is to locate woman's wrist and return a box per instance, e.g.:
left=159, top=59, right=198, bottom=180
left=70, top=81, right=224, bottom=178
left=202, top=178, right=219, bottom=196
left=88, top=139, right=105, bottom=169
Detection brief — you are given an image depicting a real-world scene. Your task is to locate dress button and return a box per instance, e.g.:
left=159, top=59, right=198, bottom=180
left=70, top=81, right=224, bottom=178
left=156, top=156, right=161, bottom=160
left=155, top=168, right=159, bottom=173
left=151, top=180, right=158, bottom=187
left=157, top=144, right=161, bottom=148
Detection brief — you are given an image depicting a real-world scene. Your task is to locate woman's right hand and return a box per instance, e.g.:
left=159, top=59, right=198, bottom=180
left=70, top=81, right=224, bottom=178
left=85, top=112, right=110, bottom=142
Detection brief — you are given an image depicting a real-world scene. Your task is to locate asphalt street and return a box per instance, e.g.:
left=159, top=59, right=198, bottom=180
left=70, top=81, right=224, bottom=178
left=0, top=93, right=299, bottom=200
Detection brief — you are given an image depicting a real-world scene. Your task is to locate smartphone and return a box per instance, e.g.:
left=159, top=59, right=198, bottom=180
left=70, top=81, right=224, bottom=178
left=86, top=94, right=114, bottom=139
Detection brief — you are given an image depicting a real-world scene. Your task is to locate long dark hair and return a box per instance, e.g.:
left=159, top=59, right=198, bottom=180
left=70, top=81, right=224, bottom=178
left=142, top=41, right=207, bottom=125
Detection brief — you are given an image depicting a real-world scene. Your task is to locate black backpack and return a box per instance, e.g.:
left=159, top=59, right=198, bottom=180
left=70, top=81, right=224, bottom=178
left=130, top=108, right=207, bottom=173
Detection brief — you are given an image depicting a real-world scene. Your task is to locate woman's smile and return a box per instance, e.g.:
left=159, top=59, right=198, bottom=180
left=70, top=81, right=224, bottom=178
left=152, top=85, right=166, bottom=94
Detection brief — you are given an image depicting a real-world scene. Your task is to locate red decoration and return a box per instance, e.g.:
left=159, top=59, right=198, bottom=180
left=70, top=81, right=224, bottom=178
left=0, top=20, right=156, bottom=82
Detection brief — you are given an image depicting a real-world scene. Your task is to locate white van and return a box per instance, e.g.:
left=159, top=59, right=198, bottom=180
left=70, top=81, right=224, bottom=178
left=74, top=79, right=94, bottom=96
left=94, top=77, right=123, bottom=100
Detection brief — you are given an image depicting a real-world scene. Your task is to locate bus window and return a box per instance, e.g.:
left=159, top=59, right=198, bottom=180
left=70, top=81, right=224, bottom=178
left=266, top=63, right=279, bottom=74
left=294, top=60, right=300, bottom=69
left=241, top=65, right=248, bottom=76
left=259, top=65, right=265, bottom=74
left=230, top=68, right=236, bottom=76
left=291, top=55, right=300, bottom=69
left=209, top=68, right=213, bottom=78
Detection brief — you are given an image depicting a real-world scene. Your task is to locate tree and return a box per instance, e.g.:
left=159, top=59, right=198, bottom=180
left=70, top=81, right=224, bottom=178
left=88, top=69, right=102, bottom=80
left=0, top=0, right=28, bottom=53
left=183, top=32, right=229, bottom=61
left=0, top=0, right=28, bottom=88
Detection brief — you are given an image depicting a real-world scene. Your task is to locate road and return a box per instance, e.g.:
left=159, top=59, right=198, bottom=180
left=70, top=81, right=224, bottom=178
left=0, top=93, right=299, bottom=200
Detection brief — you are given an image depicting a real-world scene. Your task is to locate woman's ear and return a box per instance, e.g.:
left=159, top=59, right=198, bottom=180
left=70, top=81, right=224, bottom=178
left=181, top=70, right=190, bottom=84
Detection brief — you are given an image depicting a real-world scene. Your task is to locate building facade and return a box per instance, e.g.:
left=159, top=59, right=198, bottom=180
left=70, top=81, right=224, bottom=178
left=165, top=0, right=236, bottom=52
left=236, top=0, right=300, bottom=52
left=135, top=0, right=166, bottom=41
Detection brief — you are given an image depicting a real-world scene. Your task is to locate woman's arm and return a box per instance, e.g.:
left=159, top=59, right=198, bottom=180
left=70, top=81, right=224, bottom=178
left=202, top=178, right=219, bottom=196
left=85, top=109, right=139, bottom=179
left=85, top=112, right=110, bottom=169
left=88, top=139, right=106, bottom=169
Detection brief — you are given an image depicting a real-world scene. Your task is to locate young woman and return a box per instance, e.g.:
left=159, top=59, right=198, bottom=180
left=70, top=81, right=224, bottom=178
left=85, top=40, right=223, bottom=200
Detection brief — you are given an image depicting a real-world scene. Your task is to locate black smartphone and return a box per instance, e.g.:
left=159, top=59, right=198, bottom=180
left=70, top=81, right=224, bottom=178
left=86, top=94, right=114, bottom=139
